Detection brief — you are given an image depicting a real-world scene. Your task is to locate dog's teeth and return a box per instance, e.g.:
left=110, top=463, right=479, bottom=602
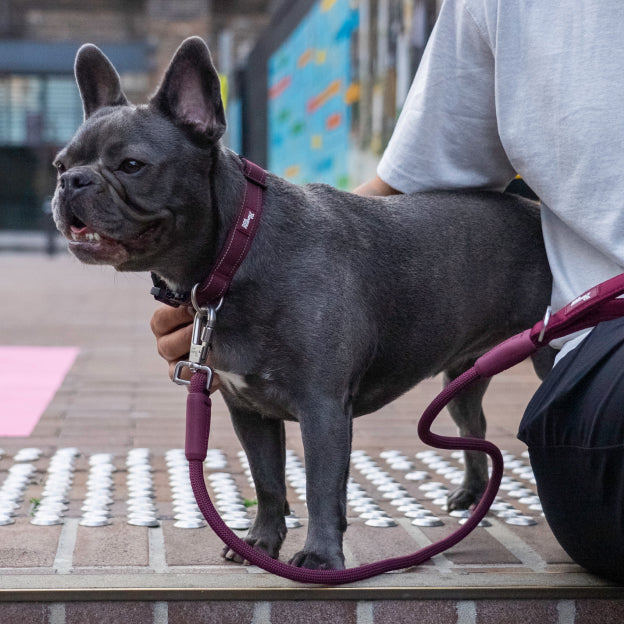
left=93, top=232, right=101, bottom=241
left=71, top=232, right=78, bottom=241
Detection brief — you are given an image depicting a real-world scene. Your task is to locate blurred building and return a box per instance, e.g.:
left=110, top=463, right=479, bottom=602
left=0, top=0, right=271, bottom=230
left=0, top=0, right=438, bottom=232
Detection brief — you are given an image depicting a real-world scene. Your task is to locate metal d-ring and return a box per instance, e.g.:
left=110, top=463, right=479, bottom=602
left=191, top=284, right=224, bottom=314
left=537, top=305, right=552, bottom=343
left=173, top=361, right=214, bottom=391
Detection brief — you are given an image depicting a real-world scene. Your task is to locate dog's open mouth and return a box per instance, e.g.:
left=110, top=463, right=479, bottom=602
left=69, top=220, right=103, bottom=243
left=64, top=215, right=164, bottom=268
left=65, top=216, right=131, bottom=266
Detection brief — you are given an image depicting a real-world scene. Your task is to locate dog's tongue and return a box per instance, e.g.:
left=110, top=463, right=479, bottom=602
left=70, top=224, right=92, bottom=235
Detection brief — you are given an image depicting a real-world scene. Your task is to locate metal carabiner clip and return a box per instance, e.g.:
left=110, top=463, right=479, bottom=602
left=172, top=284, right=222, bottom=391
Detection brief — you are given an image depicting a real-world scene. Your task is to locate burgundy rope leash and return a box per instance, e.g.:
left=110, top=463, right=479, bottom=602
left=155, top=159, right=624, bottom=584
left=184, top=270, right=624, bottom=584
left=186, top=366, right=499, bottom=584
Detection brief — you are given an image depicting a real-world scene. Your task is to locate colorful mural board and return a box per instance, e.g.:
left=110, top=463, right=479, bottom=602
left=268, top=0, right=359, bottom=189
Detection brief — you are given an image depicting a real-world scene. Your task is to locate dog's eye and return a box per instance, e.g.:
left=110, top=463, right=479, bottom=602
left=119, top=159, right=145, bottom=174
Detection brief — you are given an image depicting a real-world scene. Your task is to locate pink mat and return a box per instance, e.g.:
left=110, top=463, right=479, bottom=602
left=0, top=346, right=79, bottom=437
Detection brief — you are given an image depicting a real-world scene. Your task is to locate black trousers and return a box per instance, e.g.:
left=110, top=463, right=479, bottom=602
left=519, top=317, right=624, bottom=583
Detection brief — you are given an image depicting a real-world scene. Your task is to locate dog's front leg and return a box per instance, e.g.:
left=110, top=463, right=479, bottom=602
left=224, top=407, right=289, bottom=562
left=289, top=399, right=352, bottom=570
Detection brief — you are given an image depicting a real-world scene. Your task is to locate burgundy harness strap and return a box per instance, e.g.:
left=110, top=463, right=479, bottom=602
left=185, top=271, right=624, bottom=584
left=151, top=157, right=267, bottom=308
left=193, top=158, right=267, bottom=308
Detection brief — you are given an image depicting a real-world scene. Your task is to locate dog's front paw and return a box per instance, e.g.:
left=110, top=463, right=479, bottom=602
left=222, top=536, right=279, bottom=565
left=222, top=521, right=286, bottom=564
left=289, top=549, right=345, bottom=570
left=222, top=544, right=247, bottom=564
left=447, top=484, right=485, bottom=511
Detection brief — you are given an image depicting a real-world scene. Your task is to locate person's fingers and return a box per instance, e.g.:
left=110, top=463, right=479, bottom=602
left=157, top=323, right=194, bottom=361
left=150, top=304, right=194, bottom=338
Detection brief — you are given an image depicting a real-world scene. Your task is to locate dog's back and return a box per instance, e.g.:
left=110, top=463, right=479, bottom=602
left=255, top=181, right=551, bottom=415
left=353, top=190, right=550, bottom=414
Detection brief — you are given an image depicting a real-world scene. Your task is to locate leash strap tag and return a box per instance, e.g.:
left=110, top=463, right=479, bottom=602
left=530, top=273, right=624, bottom=344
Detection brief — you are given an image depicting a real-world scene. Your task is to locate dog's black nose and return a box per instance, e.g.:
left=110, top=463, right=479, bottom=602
left=60, top=169, right=96, bottom=192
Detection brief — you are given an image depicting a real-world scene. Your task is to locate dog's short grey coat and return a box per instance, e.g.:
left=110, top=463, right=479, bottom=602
left=52, top=38, right=553, bottom=570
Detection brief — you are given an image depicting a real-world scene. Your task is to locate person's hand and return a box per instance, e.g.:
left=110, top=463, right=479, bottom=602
left=150, top=304, right=221, bottom=391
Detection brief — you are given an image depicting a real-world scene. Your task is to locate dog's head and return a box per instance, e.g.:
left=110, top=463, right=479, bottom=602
left=52, top=37, right=226, bottom=274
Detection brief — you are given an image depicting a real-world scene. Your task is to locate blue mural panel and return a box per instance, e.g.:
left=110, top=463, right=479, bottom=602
left=268, top=0, right=359, bottom=189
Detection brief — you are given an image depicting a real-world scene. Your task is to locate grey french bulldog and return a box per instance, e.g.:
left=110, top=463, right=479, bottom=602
left=52, top=37, right=554, bottom=569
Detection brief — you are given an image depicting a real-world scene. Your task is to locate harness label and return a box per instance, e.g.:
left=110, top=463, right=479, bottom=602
left=242, top=210, right=255, bottom=230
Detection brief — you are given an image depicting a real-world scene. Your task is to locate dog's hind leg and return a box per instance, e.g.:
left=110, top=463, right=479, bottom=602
left=223, top=407, right=289, bottom=562
left=289, top=397, right=352, bottom=570
left=531, top=345, right=557, bottom=380
left=443, top=364, right=492, bottom=511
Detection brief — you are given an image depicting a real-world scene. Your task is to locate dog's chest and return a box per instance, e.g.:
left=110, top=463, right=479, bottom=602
left=214, top=369, right=248, bottom=393
left=213, top=367, right=296, bottom=421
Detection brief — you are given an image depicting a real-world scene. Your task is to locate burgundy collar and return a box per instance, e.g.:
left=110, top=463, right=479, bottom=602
left=151, top=157, right=267, bottom=308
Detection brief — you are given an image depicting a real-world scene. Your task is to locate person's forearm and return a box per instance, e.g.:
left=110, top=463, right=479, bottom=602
left=352, top=175, right=402, bottom=197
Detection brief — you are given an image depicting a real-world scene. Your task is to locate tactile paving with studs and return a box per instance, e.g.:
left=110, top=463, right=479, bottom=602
left=0, top=446, right=542, bottom=531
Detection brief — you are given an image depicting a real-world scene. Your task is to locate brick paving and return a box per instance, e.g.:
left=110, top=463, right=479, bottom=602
left=0, top=252, right=623, bottom=623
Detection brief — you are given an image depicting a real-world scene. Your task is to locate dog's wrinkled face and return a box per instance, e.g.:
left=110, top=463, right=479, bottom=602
left=52, top=38, right=226, bottom=273
left=53, top=108, right=181, bottom=268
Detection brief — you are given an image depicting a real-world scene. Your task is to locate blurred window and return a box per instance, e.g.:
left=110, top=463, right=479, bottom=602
left=0, top=75, right=82, bottom=146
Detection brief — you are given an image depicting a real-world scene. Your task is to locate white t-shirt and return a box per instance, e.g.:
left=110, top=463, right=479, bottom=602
left=378, top=0, right=624, bottom=356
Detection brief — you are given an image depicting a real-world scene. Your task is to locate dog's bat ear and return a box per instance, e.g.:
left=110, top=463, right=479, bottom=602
left=74, top=44, right=129, bottom=119
left=149, top=37, right=226, bottom=144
